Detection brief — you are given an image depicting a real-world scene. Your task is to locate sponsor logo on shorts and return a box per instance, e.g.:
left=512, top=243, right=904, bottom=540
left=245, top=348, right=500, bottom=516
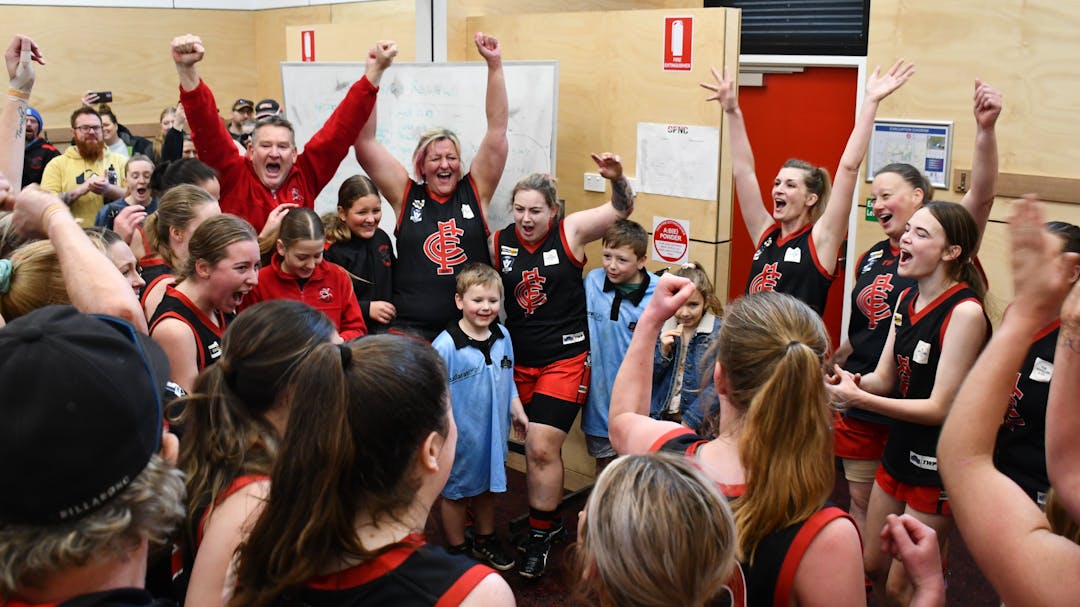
left=909, top=451, right=938, bottom=471
left=562, top=331, right=585, bottom=345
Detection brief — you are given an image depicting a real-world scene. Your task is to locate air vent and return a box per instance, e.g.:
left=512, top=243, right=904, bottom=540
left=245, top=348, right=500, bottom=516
left=706, top=0, right=870, bottom=56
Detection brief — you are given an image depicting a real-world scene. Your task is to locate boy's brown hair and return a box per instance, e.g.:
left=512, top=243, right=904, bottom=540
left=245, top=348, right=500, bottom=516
left=601, top=219, right=648, bottom=259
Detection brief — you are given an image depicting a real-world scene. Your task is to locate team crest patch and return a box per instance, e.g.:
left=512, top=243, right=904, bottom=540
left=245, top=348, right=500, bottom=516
left=500, top=245, right=518, bottom=273
left=502, top=256, right=514, bottom=272
left=290, top=187, right=302, bottom=203
left=319, top=287, right=333, bottom=302
left=500, top=355, right=512, bottom=369
left=410, top=207, right=423, bottom=223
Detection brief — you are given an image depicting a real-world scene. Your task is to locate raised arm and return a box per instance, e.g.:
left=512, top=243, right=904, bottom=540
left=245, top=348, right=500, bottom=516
left=352, top=49, right=410, bottom=217
left=13, top=186, right=146, bottom=331
left=1047, top=229, right=1080, bottom=523
left=702, top=66, right=772, bottom=245
left=609, top=274, right=698, bottom=454
left=1, top=35, right=43, bottom=203
left=563, top=152, right=634, bottom=257
left=813, top=59, right=915, bottom=269
left=468, top=32, right=509, bottom=214
left=939, top=196, right=1080, bottom=605
left=958, top=80, right=1001, bottom=254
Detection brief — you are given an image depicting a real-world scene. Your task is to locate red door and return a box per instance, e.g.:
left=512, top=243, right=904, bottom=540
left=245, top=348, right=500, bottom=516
left=727, top=66, right=858, bottom=347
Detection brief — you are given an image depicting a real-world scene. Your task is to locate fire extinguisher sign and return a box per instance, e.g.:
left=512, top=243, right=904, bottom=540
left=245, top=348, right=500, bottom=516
left=663, top=17, right=693, bottom=72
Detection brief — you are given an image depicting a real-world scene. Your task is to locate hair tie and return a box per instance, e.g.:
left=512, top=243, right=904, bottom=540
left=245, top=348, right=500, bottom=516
left=0, top=259, right=12, bottom=295
left=338, top=343, right=353, bottom=369
left=786, top=340, right=800, bottom=350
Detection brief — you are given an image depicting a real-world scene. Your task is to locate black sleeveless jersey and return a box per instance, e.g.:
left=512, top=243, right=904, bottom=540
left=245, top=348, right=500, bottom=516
left=882, top=283, right=987, bottom=486
left=280, top=535, right=493, bottom=607
left=495, top=220, right=589, bottom=367
left=995, top=320, right=1058, bottom=504
left=746, top=223, right=834, bottom=316
left=149, top=286, right=230, bottom=371
left=393, top=174, right=491, bottom=339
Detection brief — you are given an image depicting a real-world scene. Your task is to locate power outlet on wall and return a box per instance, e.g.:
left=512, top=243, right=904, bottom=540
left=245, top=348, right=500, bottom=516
left=583, top=172, right=606, bottom=192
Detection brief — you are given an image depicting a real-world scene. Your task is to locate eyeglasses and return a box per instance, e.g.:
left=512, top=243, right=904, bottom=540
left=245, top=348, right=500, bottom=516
left=74, top=125, right=102, bottom=133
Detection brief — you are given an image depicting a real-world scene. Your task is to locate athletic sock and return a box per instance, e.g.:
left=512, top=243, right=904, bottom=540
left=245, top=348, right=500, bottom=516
left=529, top=507, right=557, bottom=532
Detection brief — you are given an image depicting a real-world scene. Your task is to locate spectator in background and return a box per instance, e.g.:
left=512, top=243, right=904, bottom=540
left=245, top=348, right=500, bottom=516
left=95, top=153, right=157, bottom=231
left=254, top=98, right=280, bottom=120
left=152, top=105, right=176, bottom=162
left=22, top=107, right=58, bottom=188
left=40, top=106, right=126, bottom=225
left=228, top=97, right=254, bottom=143
left=95, top=103, right=153, bottom=159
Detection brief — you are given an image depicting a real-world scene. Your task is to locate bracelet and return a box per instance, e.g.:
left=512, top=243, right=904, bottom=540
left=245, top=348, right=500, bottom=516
left=40, top=203, right=70, bottom=228
left=7, top=88, right=29, bottom=100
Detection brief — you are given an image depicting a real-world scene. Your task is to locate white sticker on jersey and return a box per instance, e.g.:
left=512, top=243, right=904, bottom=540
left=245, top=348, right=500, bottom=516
left=909, top=451, right=938, bottom=471
left=500, top=245, right=519, bottom=257
left=461, top=204, right=475, bottom=219
left=543, top=249, right=559, bottom=266
left=1030, top=357, right=1053, bottom=383
left=562, top=331, right=586, bottom=345
left=913, top=340, right=931, bottom=365
left=784, top=247, right=802, bottom=263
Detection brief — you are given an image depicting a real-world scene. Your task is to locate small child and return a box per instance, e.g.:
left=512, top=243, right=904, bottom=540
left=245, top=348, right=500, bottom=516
left=582, top=219, right=659, bottom=473
left=432, top=263, right=528, bottom=571
left=652, top=261, right=723, bottom=426
left=323, top=175, right=396, bottom=333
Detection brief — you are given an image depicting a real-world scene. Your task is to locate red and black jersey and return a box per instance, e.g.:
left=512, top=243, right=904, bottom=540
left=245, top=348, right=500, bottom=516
left=393, top=174, right=491, bottom=340
left=745, top=223, right=834, bottom=316
left=995, top=320, right=1058, bottom=504
left=495, top=220, right=589, bottom=367
left=648, top=427, right=744, bottom=499
left=289, top=534, right=493, bottom=607
left=149, top=286, right=230, bottom=371
left=882, top=283, right=988, bottom=487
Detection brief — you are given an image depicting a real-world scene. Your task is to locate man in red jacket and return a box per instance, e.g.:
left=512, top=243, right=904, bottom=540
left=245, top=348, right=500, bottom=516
left=171, top=34, right=397, bottom=231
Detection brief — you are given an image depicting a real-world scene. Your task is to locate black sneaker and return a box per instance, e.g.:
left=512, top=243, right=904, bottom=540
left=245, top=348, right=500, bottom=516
left=471, top=535, right=516, bottom=571
left=518, top=523, right=566, bottom=579
left=447, top=540, right=471, bottom=556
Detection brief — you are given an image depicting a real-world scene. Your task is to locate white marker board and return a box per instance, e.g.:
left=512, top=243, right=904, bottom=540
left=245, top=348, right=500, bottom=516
left=281, top=61, right=558, bottom=234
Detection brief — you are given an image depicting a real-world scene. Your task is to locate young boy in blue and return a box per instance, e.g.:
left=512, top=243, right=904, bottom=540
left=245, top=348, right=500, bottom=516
left=432, top=263, right=528, bottom=571
left=582, top=220, right=658, bottom=473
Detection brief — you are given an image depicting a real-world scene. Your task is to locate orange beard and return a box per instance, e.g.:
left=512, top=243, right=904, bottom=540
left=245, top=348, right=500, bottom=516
left=75, top=138, right=105, bottom=160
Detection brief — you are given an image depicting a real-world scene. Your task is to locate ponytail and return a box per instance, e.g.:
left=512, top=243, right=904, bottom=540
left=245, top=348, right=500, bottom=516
left=230, top=342, right=358, bottom=607
left=925, top=201, right=986, bottom=303
left=714, top=291, right=833, bottom=563
left=0, top=240, right=66, bottom=323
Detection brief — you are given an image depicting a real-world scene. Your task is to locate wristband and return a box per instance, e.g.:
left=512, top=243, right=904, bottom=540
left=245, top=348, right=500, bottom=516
left=41, top=203, right=70, bottom=229
left=7, top=88, right=29, bottom=100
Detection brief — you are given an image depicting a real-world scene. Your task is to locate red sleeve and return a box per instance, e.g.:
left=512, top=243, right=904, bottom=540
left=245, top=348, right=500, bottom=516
left=296, top=76, right=379, bottom=195
left=336, top=265, right=368, bottom=340
left=179, top=80, right=246, bottom=200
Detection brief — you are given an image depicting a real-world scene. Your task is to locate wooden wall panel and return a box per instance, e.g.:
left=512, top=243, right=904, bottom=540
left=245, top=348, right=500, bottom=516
left=282, top=0, right=417, bottom=67
left=0, top=6, right=254, bottom=130
left=253, top=5, right=333, bottom=102
left=447, top=0, right=702, bottom=62
left=864, top=0, right=1080, bottom=320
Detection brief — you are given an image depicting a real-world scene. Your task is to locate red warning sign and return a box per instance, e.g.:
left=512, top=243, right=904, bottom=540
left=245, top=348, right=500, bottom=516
left=663, top=17, right=693, bottom=72
left=301, top=30, right=316, bottom=62
left=653, top=218, right=689, bottom=264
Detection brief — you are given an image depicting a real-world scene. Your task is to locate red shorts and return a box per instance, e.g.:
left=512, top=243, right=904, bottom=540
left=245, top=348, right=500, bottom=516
left=875, top=465, right=951, bottom=516
left=514, top=351, right=590, bottom=405
left=834, top=413, right=889, bottom=460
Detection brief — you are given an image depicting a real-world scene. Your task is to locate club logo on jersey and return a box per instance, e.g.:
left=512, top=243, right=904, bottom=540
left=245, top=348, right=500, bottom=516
left=319, top=287, right=333, bottom=302
left=500, top=245, right=518, bottom=273
left=857, top=274, right=895, bottom=329
left=500, top=355, right=513, bottom=369
left=423, top=219, right=468, bottom=275
left=752, top=237, right=772, bottom=261
left=410, top=199, right=425, bottom=223
left=1002, top=372, right=1026, bottom=430
left=290, top=187, right=302, bottom=203
left=748, top=262, right=782, bottom=293
left=896, top=354, right=912, bottom=397
left=514, top=267, right=548, bottom=315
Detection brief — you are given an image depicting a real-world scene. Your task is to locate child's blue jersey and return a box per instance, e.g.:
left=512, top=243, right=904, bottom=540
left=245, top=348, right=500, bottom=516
left=581, top=268, right=658, bottom=438
left=433, top=321, right=518, bottom=499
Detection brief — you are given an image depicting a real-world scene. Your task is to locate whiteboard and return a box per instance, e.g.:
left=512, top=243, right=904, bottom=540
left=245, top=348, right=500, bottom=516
left=281, top=61, right=558, bottom=234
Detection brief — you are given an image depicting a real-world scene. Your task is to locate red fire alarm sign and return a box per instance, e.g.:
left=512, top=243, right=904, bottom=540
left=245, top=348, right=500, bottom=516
left=301, top=30, right=316, bottom=62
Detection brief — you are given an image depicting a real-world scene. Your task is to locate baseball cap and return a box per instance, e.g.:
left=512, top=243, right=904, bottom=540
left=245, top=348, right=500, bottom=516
left=232, top=98, right=254, bottom=112
left=254, top=98, right=280, bottom=120
left=0, top=305, right=169, bottom=525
